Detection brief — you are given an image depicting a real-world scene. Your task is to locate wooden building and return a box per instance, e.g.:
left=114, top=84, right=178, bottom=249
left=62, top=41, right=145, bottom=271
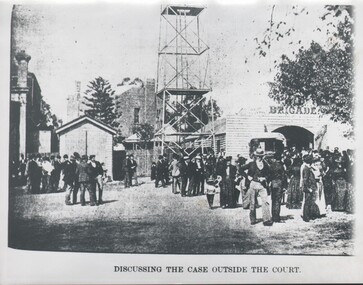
left=55, top=116, right=117, bottom=179
left=187, top=104, right=353, bottom=159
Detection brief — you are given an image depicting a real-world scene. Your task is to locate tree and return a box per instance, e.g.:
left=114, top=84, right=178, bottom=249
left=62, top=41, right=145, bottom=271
left=83, top=77, right=119, bottom=128
left=132, top=123, right=154, bottom=149
left=268, top=6, right=354, bottom=129
left=165, top=96, right=222, bottom=133
left=38, top=98, right=62, bottom=129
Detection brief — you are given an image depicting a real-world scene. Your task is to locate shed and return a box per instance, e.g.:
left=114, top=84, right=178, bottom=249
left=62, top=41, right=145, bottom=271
left=55, top=115, right=117, bottom=179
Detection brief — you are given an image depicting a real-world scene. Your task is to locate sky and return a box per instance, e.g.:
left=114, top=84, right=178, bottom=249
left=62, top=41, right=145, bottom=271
left=11, top=2, right=340, bottom=121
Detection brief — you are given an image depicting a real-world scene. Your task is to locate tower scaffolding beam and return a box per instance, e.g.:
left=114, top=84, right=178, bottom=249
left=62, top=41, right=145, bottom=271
left=156, top=5, right=215, bottom=155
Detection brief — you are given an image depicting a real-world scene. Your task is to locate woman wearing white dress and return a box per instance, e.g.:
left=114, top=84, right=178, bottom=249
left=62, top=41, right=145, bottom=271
left=311, top=153, right=327, bottom=216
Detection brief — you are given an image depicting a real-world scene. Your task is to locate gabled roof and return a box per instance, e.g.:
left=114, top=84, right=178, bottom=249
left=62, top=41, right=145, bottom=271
left=124, top=133, right=141, bottom=143
left=55, top=115, right=117, bottom=135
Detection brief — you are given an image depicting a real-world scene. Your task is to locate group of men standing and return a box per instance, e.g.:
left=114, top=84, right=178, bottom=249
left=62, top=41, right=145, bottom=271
left=24, top=154, right=63, bottom=194
left=20, top=152, right=105, bottom=206
left=122, top=154, right=138, bottom=188
left=63, top=153, right=105, bottom=206
left=152, top=152, right=215, bottom=197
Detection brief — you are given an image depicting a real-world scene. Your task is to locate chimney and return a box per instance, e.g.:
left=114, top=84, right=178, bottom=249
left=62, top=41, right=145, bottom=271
left=145, top=78, right=155, bottom=96
left=15, top=50, right=31, bottom=89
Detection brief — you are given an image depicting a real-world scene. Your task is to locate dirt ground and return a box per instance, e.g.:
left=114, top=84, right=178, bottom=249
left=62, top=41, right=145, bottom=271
left=8, top=178, right=354, bottom=255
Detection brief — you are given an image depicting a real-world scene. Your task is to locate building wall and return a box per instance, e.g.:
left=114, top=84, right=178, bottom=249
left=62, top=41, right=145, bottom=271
left=115, top=79, right=161, bottom=137
left=226, top=106, right=325, bottom=158
left=38, top=130, right=52, bottom=153
left=10, top=51, right=43, bottom=161
left=188, top=134, right=226, bottom=153
left=59, top=122, right=114, bottom=178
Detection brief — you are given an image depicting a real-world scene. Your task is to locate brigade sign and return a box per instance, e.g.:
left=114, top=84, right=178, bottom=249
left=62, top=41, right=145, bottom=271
left=269, top=106, right=318, bottom=115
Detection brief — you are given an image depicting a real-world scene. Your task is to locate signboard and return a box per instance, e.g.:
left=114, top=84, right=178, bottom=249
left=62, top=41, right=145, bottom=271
left=269, top=106, right=318, bottom=115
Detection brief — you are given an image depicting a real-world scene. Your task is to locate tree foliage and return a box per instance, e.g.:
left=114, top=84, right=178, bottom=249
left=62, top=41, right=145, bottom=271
left=132, top=123, right=154, bottom=149
left=83, top=76, right=119, bottom=128
left=268, top=6, right=354, bottom=127
left=165, top=96, right=222, bottom=132
left=38, top=99, right=62, bottom=129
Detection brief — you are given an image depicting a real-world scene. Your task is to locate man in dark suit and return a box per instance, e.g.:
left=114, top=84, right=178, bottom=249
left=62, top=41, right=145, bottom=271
left=123, top=154, right=131, bottom=188
left=216, top=155, right=227, bottom=207
left=194, top=155, right=205, bottom=196
left=187, top=157, right=197, bottom=196
left=50, top=155, right=62, bottom=192
left=163, top=154, right=170, bottom=185
left=155, top=155, right=166, bottom=188
left=76, top=155, right=96, bottom=206
left=63, top=154, right=77, bottom=205
left=179, top=155, right=189, bottom=197
left=221, top=156, right=237, bottom=208
left=268, top=152, right=287, bottom=222
left=27, top=154, right=42, bottom=194
left=129, top=154, right=138, bottom=186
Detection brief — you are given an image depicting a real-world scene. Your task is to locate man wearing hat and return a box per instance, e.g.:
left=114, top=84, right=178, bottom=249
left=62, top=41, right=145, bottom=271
left=179, top=155, right=189, bottom=196
left=73, top=152, right=81, bottom=201
left=27, top=154, right=41, bottom=194
left=268, top=152, right=287, bottom=223
left=76, top=155, right=97, bottom=206
left=240, top=147, right=273, bottom=226
left=220, top=156, right=237, bottom=208
left=187, top=156, right=197, bottom=196
left=163, top=154, right=170, bottom=186
left=63, top=154, right=77, bottom=205
left=123, top=154, right=131, bottom=188
left=89, top=155, right=102, bottom=204
left=169, top=153, right=181, bottom=194
left=216, top=155, right=227, bottom=207
left=193, top=154, right=205, bottom=196
left=155, top=155, right=166, bottom=188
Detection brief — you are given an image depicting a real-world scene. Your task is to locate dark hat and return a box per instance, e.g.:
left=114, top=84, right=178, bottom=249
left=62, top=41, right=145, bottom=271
left=81, top=154, right=88, bottom=160
left=254, top=147, right=265, bottom=157
left=89, top=155, right=95, bottom=159
left=303, top=154, right=313, bottom=164
left=63, top=154, right=68, bottom=159
left=226, top=156, right=232, bottom=161
left=73, top=152, right=80, bottom=159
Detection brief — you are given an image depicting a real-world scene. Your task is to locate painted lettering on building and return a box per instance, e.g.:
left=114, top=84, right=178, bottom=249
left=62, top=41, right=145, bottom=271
left=269, top=106, right=317, bottom=115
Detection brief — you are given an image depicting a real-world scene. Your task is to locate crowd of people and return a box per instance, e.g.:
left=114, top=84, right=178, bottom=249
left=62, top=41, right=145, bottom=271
left=11, top=144, right=355, bottom=224
left=150, top=145, right=355, bottom=226
left=12, top=153, right=106, bottom=206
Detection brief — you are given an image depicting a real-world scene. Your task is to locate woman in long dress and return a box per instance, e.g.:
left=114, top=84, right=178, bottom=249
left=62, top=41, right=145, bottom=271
left=301, top=155, right=320, bottom=222
left=311, top=157, right=327, bottom=216
left=331, top=157, right=347, bottom=211
left=286, top=156, right=303, bottom=209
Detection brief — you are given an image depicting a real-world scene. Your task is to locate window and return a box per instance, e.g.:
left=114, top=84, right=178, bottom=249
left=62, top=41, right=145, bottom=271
left=216, top=140, right=221, bottom=153
left=134, top=108, right=140, bottom=124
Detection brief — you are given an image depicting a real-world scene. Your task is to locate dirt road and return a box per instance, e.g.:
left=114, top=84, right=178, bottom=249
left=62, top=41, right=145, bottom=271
left=8, top=179, right=354, bottom=255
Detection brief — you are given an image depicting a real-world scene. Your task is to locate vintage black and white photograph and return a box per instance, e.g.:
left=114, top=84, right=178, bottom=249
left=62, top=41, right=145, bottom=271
left=7, top=2, right=356, bottom=258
